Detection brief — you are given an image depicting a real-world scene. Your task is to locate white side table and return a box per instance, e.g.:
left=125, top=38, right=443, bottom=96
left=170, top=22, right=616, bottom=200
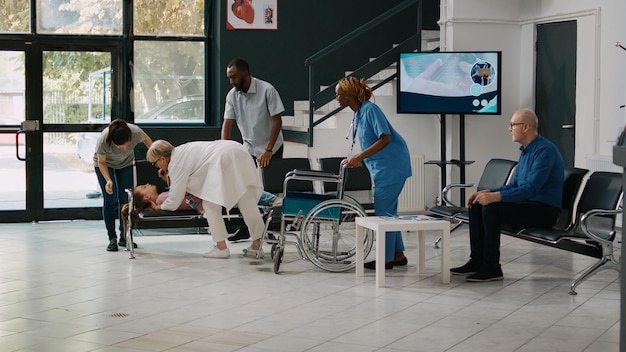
left=355, top=216, right=450, bottom=287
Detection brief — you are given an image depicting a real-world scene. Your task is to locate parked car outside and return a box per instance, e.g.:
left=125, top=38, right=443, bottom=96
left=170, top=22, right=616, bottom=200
left=135, top=95, right=204, bottom=123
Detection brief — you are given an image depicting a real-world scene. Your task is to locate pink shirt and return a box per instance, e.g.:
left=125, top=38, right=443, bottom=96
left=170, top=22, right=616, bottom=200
left=157, top=192, right=204, bottom=213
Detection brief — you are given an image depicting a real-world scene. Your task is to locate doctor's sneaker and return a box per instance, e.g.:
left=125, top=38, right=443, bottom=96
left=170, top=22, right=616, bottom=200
left=243, top=246, right=264, bottom=259
left=106, top=239, right=118, bottom=252
left=203, top=246, right=230, bottom=259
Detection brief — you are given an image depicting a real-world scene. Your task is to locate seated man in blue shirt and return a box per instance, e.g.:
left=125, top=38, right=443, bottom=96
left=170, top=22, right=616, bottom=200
left=451, top=108, right=564, bottom=282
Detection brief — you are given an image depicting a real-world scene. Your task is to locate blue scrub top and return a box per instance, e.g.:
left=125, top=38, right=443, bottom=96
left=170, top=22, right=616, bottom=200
left=355, top=101, right=412, bottom=187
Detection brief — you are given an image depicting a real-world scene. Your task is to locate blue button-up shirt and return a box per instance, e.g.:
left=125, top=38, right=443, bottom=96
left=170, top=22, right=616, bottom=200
left=491, top=135, right=564, bottom=209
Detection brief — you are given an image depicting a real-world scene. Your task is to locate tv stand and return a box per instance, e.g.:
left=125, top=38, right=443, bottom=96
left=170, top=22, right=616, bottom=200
left=425, top=114, right=474, bottom=204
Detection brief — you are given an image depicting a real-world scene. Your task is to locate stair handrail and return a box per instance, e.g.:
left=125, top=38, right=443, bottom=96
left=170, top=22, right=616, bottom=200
left=303, top=0, right=421, bottom=146
left=304, top=0, right=419, bottom=66
left=312, top=33, right=421, bottom=129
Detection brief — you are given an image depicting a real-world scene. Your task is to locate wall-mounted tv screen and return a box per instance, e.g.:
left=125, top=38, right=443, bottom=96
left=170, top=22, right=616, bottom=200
left=398, top=51, right=502, bottom=115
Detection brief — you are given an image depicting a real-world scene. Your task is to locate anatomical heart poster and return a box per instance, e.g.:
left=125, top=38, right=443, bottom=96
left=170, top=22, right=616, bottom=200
left=226, top=0, right=278, bottom=30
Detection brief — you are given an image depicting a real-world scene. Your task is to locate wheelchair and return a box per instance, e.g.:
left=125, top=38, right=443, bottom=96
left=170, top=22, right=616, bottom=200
left=261, top=163, right=374, bottom=274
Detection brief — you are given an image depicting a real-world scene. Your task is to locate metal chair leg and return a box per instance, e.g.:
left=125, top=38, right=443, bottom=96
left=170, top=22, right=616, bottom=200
left=433, top=221, right=464, bottom=249
left=569, top=254, right=620, bottom=295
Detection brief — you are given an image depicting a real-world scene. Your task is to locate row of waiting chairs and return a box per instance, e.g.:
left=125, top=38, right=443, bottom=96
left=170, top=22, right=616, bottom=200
left=429, top=158, right=623, bottom=294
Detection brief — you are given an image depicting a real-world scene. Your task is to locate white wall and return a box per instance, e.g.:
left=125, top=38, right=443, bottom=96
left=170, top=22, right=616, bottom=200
left=442, top=0, right=626, bottom=184
left=440, top=0, right=524, bottom=190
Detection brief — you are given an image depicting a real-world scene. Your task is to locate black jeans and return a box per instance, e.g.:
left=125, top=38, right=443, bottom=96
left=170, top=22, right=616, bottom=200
left=468, top=202, right=559, bottom=264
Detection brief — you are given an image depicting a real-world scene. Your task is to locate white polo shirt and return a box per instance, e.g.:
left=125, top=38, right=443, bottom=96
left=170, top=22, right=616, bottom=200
left=224, top=76, right=285, bottom=158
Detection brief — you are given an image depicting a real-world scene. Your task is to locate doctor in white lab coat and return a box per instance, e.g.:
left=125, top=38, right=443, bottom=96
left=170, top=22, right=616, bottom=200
left=147, top=139, right=265, bottom=259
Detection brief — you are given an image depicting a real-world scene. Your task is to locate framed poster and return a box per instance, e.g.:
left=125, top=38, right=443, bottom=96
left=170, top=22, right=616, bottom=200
left=226, top=0, right=278, bottom=30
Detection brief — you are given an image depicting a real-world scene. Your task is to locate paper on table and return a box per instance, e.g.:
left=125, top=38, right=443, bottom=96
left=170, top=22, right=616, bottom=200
left=380, top=215, right=439, bottom=221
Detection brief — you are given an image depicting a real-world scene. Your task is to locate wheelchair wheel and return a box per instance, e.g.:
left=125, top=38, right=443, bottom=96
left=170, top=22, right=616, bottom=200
left=270, top=243, right=278, bottom=260
left=299, top=198, right=373, bottom=272
left=273, top=246, right=284, bottom=274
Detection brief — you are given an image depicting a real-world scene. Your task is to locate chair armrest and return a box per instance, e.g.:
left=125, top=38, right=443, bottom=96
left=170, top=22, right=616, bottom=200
left=441, top=183, right=475, bottom=207
left=580, top=208, right=621, bottom=245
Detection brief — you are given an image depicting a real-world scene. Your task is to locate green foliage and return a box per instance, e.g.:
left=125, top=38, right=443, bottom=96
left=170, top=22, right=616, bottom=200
left=0, top=0, right=29, bottom=32
left=134, top=0, right=204, bottom=35
left=43, top=51, right=111, bottom=94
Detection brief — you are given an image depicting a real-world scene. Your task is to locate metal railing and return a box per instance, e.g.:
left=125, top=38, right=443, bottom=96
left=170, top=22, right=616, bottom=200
left=303, top=0, right=422, bottom=146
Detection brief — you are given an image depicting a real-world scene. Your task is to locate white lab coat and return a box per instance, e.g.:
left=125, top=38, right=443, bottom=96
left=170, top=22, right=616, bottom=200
left=159, top=140, right=263, bottom=211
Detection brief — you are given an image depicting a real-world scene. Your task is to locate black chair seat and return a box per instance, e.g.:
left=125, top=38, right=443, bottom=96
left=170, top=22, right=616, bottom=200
left=508, top=227, right=603, bottom=259
left=453, top=211, right=469, bottom=222
left=428, top=158, right=518, bottom=235
left=430, top=205, right=466, bottom=218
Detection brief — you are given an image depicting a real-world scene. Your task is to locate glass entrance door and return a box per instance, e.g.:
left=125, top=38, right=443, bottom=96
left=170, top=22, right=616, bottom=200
left=0, top=50, right=27, bottom=218
left=0, top=43, right=121, bottom=222
left=42, top=50, right=113, bottom=211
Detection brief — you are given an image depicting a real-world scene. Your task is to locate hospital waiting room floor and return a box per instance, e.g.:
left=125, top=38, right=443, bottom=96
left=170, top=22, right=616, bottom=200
left=0, top=220, right=620, bottom=352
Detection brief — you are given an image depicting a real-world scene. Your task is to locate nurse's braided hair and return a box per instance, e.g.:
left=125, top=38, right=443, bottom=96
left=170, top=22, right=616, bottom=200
left=338, top=76, right=373, bottom=103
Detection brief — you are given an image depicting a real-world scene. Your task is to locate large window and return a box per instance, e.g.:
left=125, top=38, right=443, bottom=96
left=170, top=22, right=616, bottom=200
left=133, top=41, right=205, bottom=123
left=2, top=0, right=205, bottom=36
left=0, top=1, right=209, bottom=217
left=43, top=51, right=112, bottom=124
left=0, top=0, right=29, bottom=33
left=134, top=0, right=204, bottom=36
left=37, top=0, right=123, bottom=35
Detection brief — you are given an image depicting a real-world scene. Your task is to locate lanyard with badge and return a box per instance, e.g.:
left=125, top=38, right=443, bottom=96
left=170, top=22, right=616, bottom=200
left=345, top=114, right=358, bottom=155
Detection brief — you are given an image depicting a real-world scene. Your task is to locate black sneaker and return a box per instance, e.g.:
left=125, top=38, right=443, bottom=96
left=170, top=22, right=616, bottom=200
left=106, top=239, right=118, bottom=252
left=227, top=228, right=251, bottom=242
left=466, top=263, right=503, bottom=282
left=118, top=239, right=138, bottom=248
left=450, top=259, right=483, bottom=276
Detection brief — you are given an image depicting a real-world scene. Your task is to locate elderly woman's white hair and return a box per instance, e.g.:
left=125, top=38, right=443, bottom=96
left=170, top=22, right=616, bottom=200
left=146, top=139, right=174, bottom=163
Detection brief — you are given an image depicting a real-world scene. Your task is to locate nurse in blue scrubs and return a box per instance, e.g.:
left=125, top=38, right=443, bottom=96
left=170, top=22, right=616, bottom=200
left=335, top=77, right=413, bottom=270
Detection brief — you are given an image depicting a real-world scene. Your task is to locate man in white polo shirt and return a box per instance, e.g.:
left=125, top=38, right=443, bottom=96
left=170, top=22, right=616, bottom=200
left=222, top=58, right=285, bottom=166
left=221, top=58, right=285, bottom=241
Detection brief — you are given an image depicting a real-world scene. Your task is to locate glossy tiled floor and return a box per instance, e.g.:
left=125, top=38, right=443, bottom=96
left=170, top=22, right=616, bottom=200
left=0, top=220, right=620, bottom=351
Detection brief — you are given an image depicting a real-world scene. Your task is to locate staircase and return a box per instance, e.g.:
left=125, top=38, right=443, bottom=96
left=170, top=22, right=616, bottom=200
left=281, top=30, right=440, bottom=162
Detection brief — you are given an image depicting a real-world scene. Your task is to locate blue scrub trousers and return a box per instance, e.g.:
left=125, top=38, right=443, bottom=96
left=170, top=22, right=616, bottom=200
left=373, top=180, right=406, bottom=262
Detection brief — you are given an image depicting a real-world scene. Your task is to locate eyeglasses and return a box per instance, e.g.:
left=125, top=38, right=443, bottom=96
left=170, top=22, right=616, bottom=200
left=509, top=122, right=525, bottom=128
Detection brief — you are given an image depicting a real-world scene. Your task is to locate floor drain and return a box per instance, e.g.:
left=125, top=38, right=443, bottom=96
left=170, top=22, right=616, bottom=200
left=109, top=313, right=129, bottom=318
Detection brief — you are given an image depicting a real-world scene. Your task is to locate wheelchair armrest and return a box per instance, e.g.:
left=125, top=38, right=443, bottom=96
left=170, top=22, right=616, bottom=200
left=441, top=183, right=475, bottom=207
left=286, top=169, right=341, bottom=184
left=580, top=208, right=620, bottom=245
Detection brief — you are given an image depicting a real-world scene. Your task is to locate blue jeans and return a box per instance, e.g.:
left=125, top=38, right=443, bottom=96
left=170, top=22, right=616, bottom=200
left=95, top=165, right=134, bottom=240
left=373, top=180, right=407, bottom=262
